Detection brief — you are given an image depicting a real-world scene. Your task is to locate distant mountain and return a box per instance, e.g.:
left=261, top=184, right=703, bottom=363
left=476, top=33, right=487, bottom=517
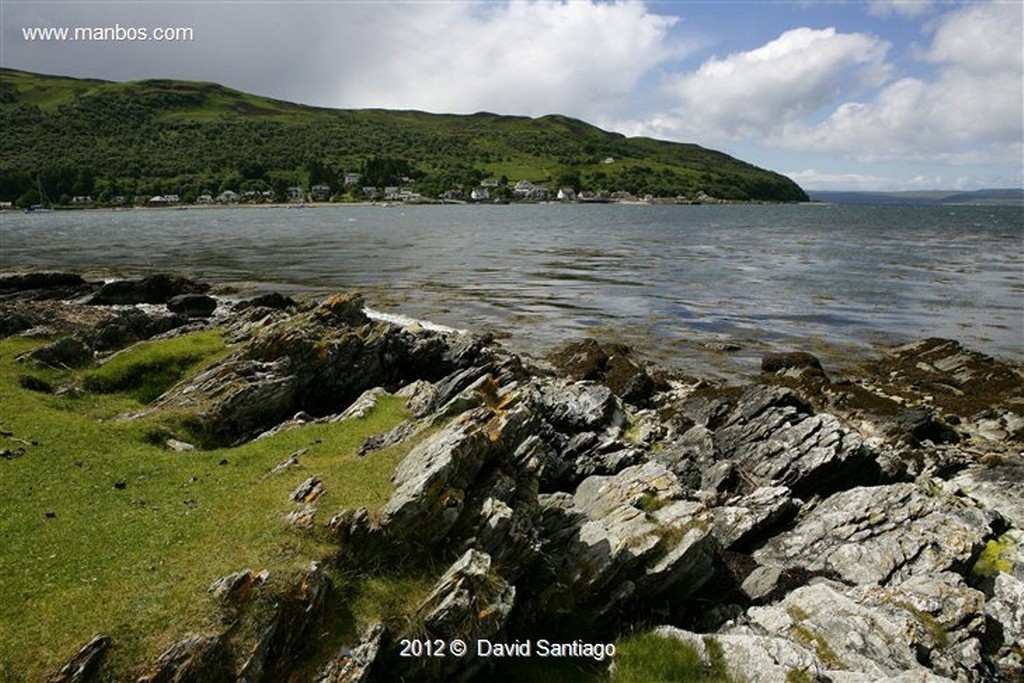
left=809, top=188, right=1024, bottom=206
left=0, top=69, right=808, bottom=205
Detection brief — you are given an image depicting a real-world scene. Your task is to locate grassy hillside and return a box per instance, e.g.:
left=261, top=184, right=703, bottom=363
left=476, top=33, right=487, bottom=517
left=0, top=68, right=808, bottom=204
left=0, top=330, right=438, bottom=680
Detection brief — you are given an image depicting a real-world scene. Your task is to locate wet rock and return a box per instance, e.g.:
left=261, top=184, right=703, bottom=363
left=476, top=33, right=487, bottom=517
left=47, top=634, right=109, bottom=683
left=87, top=274, right=209, bottom=306
left=754, top=483, right=996, bottom=586
left=138, top=633, right=228, bottom=683
left=166, top=294, right=217, bottom=318
left=234, top=292, right=296, bottom=311
left=548, top=338, right=656, bottom=404
left=0, top=271, right=87, bottom=294
left=761, top=351, right=825, bottom=375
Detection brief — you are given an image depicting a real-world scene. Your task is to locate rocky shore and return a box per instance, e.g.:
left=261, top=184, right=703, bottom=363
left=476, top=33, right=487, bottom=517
left=2, top=272, right=1022, bottom=683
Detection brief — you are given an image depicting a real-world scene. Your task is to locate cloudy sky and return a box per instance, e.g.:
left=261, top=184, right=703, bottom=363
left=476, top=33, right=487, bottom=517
left=3, top=0, right=1022, bottom=191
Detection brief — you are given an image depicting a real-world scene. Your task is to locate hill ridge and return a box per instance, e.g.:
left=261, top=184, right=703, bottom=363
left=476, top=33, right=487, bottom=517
left=0, top=68, right=808, bottom=205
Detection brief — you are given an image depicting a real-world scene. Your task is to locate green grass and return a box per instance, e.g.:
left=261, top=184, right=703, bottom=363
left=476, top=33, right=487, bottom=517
left=0, top=333, right=426, bottom=681
left=82, top=329, right=229, bottom=402
left=611, top=633, right=734, bottom=683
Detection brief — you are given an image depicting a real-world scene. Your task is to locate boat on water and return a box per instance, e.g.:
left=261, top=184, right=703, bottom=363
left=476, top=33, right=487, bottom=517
left=24, top=180, right=54, bottom=213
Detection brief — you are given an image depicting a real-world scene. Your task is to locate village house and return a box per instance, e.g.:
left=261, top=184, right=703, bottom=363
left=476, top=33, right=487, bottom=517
left=343, top=173, right=361, bottom=186
left=470, top=186, right=490, bottom=201
left=557, top=187, right=576, bottom=201
left=310, top=184, right=331, bottom=202
left=513, top=180, right=535, bottom=197
left=195, top=194, right=213, bottom=204
left=217, top=190, right=239, bottom=203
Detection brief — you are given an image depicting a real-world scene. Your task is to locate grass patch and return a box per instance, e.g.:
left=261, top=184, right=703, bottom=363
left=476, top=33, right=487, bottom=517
left=611, top=632, right=734, bottom=683
left=0, top=333, right=424, bottom=681
left=81, top=329, right=229, bottom=402
left=789, top=624, right=844, bottom=670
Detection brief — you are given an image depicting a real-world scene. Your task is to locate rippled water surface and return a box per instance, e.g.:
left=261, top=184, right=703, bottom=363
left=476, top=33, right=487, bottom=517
left=3, top=203, right=1021, bottom=376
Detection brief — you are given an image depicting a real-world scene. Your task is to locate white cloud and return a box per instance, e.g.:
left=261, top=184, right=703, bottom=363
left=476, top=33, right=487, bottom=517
left=781, top=2, right=1023, bottom=163
left=623, top=1, right=1021, bottom=176
left=626, top=26, right=892, bottom=141
left=324, top=1, right=681, bottom=119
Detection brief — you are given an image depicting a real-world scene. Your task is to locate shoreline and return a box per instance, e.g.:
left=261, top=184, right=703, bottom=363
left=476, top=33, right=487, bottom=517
left=2, top=270, right=1022, bottom=682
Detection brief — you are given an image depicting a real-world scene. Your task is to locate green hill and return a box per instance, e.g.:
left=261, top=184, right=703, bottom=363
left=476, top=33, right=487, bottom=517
left=0, top=68, right=808, bottom=205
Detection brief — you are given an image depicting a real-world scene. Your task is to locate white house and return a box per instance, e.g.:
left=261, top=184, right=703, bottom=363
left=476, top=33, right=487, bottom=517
left=217, top=190, right=239, bottom=203
left=471, top=186, right=490, bottom=201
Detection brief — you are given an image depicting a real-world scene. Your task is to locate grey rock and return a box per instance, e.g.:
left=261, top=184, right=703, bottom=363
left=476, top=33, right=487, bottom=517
left=314, top=623, right=386, bottom=683
left=952, top=460, right=1024, bottom=530
left=754, top=483, right=995, bottom=586
left=709, top=485, right=798, bottom=549
left=536, top=379, right=620, bottom=433
left=290, top=476, right=323, bottom=502
left=48, top=634, right=109, bottom=683
left=714, top=385, right=883, bottom=497
left=534, top=463, right=713, bottom=619
left=378, top=403, right=534, bottom=548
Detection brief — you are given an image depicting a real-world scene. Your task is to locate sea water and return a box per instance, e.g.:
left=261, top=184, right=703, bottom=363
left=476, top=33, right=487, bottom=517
left=3, top=203, right=1021, bottom=377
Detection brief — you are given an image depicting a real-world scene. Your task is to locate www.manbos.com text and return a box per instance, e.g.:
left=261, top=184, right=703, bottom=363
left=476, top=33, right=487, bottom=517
left=22, top=24, right=195, bottom=42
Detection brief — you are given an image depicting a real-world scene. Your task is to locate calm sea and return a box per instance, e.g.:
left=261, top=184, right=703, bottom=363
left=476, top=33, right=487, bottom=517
left=3, top=203, right=1021, bottom=378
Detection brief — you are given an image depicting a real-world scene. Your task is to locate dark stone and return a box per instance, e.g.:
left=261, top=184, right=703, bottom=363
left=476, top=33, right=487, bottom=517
left=166, top=293, right=217, bottom=318
left=1, top=448, right=25, bottom=460
left=48, top=634, right=109, bottom=683
left=138, top=633, right=229, bottom=683
left=113, top=479, right=127, bottom=490
left=892, top=407, right=961, bottom=446
left=235, top=292, right=296, bottom=310
left=761, top=351, right=825, bottom=374
left=18, top=375, right=54, bottom=393
left=0, top=272, right=87, bottom=293
left=549, top=338, right=657, bottom=404
left=24, top=337, right=92, bottom=369
left=87, top=274, right=209, bottom=306
left=84, top=308, right=189, bottom=352
left=0, top=311, right=37, bottom=338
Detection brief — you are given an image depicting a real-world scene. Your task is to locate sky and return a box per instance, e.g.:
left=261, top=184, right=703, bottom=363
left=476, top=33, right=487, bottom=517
left=2, top=0, right=1022, bottom=192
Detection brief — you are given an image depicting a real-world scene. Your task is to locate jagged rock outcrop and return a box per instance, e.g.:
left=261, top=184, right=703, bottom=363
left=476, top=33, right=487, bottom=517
left=6, top=276, right=1023, bottom=683
left=754, top=483, right=997, bottom=586
left=141, top=293, right=490, bottom=442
